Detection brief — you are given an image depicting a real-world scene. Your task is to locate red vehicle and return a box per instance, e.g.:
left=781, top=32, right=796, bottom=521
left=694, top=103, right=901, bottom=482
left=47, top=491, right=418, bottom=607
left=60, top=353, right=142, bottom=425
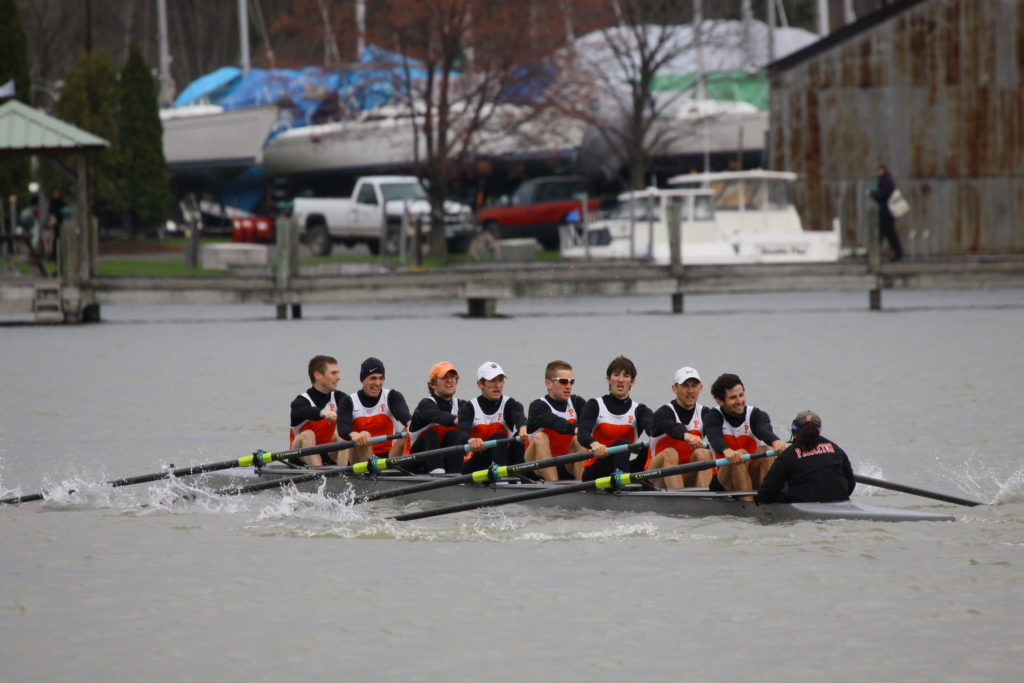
left=477, top=175, right=601, bottom=250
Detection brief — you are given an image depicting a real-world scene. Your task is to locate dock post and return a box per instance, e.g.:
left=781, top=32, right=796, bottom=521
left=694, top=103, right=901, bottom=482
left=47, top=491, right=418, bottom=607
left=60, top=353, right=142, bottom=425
left=275, top=215, right=299, bottom=319
left=667, top=202, right=684, bottom=314
left=867, top=200, right=882, bottom=310
left=466, top=297, right=497, bottom=318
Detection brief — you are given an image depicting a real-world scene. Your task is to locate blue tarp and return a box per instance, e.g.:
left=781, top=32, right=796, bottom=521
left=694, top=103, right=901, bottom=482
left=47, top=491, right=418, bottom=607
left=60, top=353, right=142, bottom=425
left=172, top=46, right=428, bottom=128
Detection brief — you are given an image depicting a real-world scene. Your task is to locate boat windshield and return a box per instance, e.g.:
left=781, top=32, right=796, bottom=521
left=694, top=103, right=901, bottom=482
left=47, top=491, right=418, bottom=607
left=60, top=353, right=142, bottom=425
left=380, top=183, right=428, bottom=202
left=712, top=179, right=792, bottom=211
left=607, top=197, right=660, bottom=221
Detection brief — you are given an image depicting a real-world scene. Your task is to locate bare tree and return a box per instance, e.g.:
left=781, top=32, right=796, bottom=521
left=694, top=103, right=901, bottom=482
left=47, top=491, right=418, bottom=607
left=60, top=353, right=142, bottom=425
left=375, top=0, right=553, bottom=257
left=549, top=0, right=714, bottom=190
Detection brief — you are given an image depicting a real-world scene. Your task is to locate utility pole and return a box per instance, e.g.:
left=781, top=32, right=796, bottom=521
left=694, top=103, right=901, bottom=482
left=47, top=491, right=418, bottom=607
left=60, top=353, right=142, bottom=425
left=157, top=0, right=175, bottom=106
left=239, top=0, right=251, bottom=76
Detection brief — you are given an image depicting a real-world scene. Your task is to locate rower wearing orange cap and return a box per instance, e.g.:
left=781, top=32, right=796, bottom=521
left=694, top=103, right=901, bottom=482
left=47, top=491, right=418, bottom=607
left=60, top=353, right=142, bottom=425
left=406, top=361, right=468, bottom=473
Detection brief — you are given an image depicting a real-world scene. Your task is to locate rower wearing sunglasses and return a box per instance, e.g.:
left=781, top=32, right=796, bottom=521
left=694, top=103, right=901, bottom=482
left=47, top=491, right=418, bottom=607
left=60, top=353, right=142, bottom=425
left=523, top=360, right=588, bottom=481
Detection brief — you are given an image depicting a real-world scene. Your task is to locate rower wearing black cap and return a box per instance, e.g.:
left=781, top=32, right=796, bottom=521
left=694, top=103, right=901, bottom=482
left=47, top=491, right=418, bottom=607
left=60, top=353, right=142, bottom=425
left=347, top=357, right=412, bottom=462
left=755, top=410, right=856, bottom=504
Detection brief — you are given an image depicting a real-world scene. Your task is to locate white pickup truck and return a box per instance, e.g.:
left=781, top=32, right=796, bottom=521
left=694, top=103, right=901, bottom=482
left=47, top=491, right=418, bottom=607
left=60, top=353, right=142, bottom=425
left=290, top=175, right=475, bottom=256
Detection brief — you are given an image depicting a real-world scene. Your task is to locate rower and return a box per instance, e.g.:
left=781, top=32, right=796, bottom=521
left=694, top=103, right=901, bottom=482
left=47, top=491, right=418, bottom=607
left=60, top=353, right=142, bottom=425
left=288, top=355, right=351, bottom=466
left=645, top=366, right=714, bottom=489
left=703, top=373, right=786, bottom=500
left=523, top=360, right=587, bottom=481
left=347, top=357, right=411, bottom=461
left=406, top=361, right=467, bottom=473
left=458, top=362, right=528, bottom=472
left=756, top=410, right=856, bottom=504
left=577, top=355, right=654, bottom=481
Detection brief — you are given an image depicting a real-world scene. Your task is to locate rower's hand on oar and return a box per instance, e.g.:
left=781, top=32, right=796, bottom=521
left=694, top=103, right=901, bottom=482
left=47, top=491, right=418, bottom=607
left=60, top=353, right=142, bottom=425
left=349, top=431, right=372, bottom=448
left=683, top=433, right=703, bottom=449
left=320, top=408, right=338, bottom=423
left=723, top=448, right=746, bottom=464
left=590, top=442, right=609, bottom=458
left=770, top=440, right=786, bottom=453
left=518, top=425, right=528, bottom=441
left=468, top=437, right=487, bottom=452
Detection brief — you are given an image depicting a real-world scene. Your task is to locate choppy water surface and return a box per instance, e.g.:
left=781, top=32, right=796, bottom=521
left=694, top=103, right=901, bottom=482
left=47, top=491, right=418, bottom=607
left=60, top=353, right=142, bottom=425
left=2, top=290, right=1022, bottom=682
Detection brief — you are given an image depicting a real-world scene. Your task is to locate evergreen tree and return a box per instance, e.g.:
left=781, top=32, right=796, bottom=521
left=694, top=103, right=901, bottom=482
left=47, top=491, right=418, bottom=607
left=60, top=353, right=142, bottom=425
left=53, top=50, right=122, bottom=226
left=0, top=0, right=33, bottom=203
left=117, top=42, right=170, bottom=236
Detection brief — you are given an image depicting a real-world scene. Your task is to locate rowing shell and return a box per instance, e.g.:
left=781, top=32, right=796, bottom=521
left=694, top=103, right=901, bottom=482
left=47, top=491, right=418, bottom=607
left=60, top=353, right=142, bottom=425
left=242, top=466, right=956, bottom=522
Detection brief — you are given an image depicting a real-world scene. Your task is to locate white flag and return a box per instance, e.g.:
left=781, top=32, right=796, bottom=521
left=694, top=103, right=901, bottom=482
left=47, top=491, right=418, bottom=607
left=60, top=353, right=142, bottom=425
left=0, top=80, right=14, bottom=99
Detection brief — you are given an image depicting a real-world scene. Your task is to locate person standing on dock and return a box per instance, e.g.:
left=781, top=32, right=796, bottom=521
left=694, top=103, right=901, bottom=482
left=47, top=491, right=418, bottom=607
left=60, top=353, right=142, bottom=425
left=756, top=410, right=856, bottom=504
left=406, top=362, right=467, bottom=473
left=289, top=355, right=351, bottom=467
left=459, top=362, right=528, bottom=472
left=523, top=360, right=587, bottom=481
left=645, top=366, right=714, bottom=489
left=577, top=356, right=654, bottom=481
left=347, top=357, right=411, bottom=461
left=704, top=373, right=786, bottom=500
left=870, top=164, right=905, bottom=261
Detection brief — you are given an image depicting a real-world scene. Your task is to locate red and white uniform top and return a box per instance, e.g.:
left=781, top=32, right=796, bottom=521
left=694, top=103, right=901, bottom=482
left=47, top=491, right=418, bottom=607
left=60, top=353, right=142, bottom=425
left=716, top=405, right=759, bottom=454
left=528, top=396, right=577, bottom=457
left=289, top=391, right=340, bottom=446
left=350, top=389, right=404, bottom=455
left=407, top=396, right=459, bottom=452
left=648, top=402, right=706, bottom=457
left=582, top=397, right=639, bottom=468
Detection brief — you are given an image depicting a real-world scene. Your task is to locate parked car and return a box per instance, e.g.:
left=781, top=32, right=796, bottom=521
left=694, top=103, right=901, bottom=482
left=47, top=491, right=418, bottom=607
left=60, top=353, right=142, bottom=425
left=291, top=175, right=475, bottom=256
left=476, top=175, right=601, bottom=250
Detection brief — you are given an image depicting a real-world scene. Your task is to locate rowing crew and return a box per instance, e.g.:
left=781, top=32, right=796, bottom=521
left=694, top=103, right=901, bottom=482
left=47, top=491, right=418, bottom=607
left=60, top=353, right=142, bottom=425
left=289, top=354, right=856, bottom=504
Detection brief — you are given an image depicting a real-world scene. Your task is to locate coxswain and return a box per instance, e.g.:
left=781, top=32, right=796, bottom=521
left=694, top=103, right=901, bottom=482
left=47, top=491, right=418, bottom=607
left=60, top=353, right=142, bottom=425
left=645, top=366, right=714, bottom=489
left=577, top=355, right=654, bottom=481
left=756, top=410, right=856, bottom=504
left=524, top=360, right=587, bottom=481
left=703, top=373, right=786, bottom=500
left=458, top=362, right=527, bottom=472
left=288, top=355, right=351, bottom=466
left=406, top=362, right=467, bottom=473
left=347, top=357, right=411, bottom=461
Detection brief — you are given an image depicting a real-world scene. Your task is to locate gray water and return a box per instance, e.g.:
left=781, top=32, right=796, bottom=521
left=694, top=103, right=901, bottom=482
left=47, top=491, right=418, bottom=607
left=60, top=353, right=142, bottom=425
left=2, top=289, right=1022, bottom=682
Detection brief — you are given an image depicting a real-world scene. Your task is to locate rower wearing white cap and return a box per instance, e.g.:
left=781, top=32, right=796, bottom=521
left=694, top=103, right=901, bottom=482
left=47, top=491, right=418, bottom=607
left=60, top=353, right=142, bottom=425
left=457, top=361, right=527, bottom=472
left=645, top=366, right=715, bottom=489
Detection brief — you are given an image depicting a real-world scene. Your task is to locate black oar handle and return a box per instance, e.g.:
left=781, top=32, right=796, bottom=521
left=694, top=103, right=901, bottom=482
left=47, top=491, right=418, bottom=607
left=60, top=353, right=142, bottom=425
left=356, top=441, right=649, bottom=504
left=395, top=449, right=773, bottom=521
left=215, top=436, right=520, bottom=497
left=854, top=474, right=983, bottom=507
left=0, top=433, right=405, bottom=506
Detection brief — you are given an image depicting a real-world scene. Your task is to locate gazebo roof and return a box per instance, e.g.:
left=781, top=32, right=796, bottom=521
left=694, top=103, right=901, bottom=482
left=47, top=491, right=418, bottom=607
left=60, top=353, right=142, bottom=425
left=0, top=99, right=109, bottom=154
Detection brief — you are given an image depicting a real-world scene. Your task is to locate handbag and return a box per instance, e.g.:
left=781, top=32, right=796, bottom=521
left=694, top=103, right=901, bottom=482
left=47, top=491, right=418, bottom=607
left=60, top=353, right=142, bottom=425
left=887, top=188, right=910, bottom=218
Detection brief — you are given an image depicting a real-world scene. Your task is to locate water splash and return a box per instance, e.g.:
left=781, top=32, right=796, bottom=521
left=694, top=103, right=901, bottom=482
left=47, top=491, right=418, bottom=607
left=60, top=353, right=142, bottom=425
left=938, top=456, right=1024, bottom=505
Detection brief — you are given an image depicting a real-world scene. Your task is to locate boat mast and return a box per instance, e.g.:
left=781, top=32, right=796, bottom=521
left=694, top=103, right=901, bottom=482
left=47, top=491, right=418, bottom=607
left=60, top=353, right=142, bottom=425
left=238, top=0, right=251, bottom=76
left=156, top=0, right=174, bottom=106
left=692, top=0, right=709, bottom=175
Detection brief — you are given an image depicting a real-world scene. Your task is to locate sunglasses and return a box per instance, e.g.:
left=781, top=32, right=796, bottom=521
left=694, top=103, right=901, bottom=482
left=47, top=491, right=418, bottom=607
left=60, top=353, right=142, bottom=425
left=549, top=378, right=575, bottom=386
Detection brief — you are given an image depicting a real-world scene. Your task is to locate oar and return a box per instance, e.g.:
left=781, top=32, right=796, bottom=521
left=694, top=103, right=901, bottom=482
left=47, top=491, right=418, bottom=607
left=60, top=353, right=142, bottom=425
left=0, top=433, right=404, bottom=506
left=354, top=441, right=649, bottom=504
left=212, top=436, right=521, bottom=497
left=395, top=450, right=776, bottom=521
left=853, top=474, right=983, bottom=507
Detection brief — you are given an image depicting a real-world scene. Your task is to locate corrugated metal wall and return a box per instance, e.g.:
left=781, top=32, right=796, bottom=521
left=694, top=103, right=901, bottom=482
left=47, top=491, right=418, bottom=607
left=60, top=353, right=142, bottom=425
left=769, top=0, right=1023, bottom=255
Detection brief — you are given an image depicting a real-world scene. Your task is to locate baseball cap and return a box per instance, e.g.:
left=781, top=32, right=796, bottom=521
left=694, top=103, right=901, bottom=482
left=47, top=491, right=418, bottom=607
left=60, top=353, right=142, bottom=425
left=673, top=367, right=701, bottom=385
left=428, top=361, right=459, bottom=382
left=791, top=410, right=822, bottom=433
left=477, top=361, right=507, bottom=381
left=360, top=357, right=385, bottom=381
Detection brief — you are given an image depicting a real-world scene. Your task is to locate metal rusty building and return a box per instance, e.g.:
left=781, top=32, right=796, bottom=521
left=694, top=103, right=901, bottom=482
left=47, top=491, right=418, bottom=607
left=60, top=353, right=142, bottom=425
left=768, top=0, right=1023, bottom=256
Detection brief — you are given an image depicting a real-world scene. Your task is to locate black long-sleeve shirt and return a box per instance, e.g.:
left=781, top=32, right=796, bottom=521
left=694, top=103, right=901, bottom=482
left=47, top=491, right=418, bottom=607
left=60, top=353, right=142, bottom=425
left=457, top=394, right=526, bottom=439
left=526, top=395, right=587, bottom=435
left=354, top=388, right=412, bottom=425
left=651, top=402, right=713, bottom=439
left=756, top=436, right=856, bottom=504
left=703, top=406, right=780, bottom=455
left=577, top=394, right=654, bottom=448
left=408, top=393, right=464, bottom=433
left=290, top=387, right=352, bottom=436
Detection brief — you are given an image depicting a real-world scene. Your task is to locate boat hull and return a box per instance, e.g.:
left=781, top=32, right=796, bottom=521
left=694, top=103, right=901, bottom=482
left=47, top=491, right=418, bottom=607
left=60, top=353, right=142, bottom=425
left=247, top=468, right=955, bottom=523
